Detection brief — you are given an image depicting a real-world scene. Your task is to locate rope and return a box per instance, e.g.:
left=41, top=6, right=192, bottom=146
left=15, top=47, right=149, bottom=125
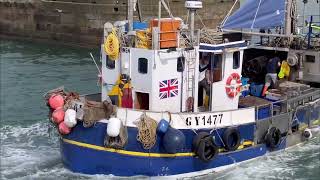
left=134, top=113, right=158, bottom=150
left=195, top=11, right=207, bottom=29
left=220, top=0, right=239, bottom=27
left=104, top=28, right=119, bottom=60
left=136, top=29, right=151, bottom=49
left=251, top=0, right=262, bottom=30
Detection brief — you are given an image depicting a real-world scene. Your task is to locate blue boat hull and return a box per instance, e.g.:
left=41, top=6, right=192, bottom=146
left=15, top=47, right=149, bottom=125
left=59, top=102, right=320, bottom=177
left=59, top=122, right=288, bottom=177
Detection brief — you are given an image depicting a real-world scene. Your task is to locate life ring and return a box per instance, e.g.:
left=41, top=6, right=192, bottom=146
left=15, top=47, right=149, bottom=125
left=192, top=132, right=218, bottom=162
left=222, top=128, right=241, bottom=151
left=264, top=127, right=281, bottom=148
left=225, top=73, right=242, bottom=98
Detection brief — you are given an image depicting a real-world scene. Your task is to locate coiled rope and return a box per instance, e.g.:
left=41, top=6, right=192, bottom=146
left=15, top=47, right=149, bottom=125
left=134, top=113, right=158, bottom=150
left=104, top=28, right=120, bottom=60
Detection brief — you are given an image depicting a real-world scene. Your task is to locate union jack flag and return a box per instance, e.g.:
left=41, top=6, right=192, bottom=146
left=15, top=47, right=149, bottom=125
left=159, top=78, right=179, bottom=99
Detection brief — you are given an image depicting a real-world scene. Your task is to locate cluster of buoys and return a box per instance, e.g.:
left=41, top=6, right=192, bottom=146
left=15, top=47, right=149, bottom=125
left=48, top=94, right=77, bottom=135
left=157, top=119, right=186, bottom=154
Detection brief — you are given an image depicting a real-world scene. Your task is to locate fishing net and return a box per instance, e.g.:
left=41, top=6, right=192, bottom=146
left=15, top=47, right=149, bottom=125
left=83, top=100, right=117, bottom=128
left=63, top=92, right=80, bottom=110
left=104, top=122, right=128, bottom=149
left=134, top=113, right=158, bottom=150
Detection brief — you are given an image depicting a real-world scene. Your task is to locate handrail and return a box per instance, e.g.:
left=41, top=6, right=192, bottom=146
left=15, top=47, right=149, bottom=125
left=255, top=88, right=320, bottom=120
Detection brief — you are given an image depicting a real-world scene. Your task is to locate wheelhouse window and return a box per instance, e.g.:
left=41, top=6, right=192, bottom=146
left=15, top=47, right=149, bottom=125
left=138, top=58, right=148, bottom=74
left=211, top=54, right=223, bottom=83
left=106, top=55, right=115, bottom=69
left=305, top=55, right=315, bottom=63
left=233, top=51, right=240, bottom=69
left=177, top=56, right=185, bottom=72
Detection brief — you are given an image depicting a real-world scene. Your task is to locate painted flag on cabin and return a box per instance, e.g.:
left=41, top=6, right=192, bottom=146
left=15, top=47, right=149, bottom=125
left=159, top=79, right=179, bottom=99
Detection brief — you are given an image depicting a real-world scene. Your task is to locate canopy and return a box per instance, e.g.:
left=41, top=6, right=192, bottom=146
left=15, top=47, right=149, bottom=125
left=222, top=0, right=286, bottom=30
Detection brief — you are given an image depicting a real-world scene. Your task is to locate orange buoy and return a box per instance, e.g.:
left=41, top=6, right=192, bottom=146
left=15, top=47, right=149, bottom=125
left=52, top=108, right=65, bottom=124
left=48, top=94, right=64, bottom=109
left=58, top=121, right=71, bottom=135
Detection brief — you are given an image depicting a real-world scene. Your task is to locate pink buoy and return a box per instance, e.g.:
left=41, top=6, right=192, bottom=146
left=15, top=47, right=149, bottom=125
left=48, top=94, right=64, bottom=109
left=51, top=108, right=65, bottom=124
left=58, top=121, right=71, bottom=135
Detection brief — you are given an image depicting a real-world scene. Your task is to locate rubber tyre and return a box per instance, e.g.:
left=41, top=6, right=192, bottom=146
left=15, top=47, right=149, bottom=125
left=222, top=128, right=241, bottom=151
left=265, top=127, right=281, bottom=148
left=192, top=132, right=210, bottom=153
left=196, top=136, right=219, bottom=162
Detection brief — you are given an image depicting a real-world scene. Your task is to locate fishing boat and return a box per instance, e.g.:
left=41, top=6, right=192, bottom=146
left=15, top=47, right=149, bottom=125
left=44, top=0, right=320, bottom=178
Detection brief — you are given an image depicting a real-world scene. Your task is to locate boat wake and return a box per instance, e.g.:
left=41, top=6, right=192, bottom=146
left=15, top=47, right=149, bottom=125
left=208, top=137, right=320, bottom=180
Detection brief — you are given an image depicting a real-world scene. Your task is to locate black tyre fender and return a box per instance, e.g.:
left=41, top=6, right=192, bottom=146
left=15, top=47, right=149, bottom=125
left=197, top=136, right=218, bottom=162
left=192, top=132, right=210, bottom=153
left=192, top=132, right=218, bottom=162
left=222, top=128, right=241, bottom=151
left=264, top=127, right=281, bottom=148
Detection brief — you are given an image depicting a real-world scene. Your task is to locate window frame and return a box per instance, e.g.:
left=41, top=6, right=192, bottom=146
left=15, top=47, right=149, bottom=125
left=106, top=55, right=115, bottom=69
left=233, top=51, right=240, bottom=69
left=177, top=56, right=185, bottom=72
left=138, top=57, right=148, bottom=74
left=305, top=55, right=315, bottom=63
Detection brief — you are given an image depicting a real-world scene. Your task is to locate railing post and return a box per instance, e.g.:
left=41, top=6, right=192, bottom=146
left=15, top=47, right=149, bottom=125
left=307, top=16, right=313, bottom=49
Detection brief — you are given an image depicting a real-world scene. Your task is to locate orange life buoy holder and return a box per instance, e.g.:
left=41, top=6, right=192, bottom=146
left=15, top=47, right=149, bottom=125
left=225, top=73, right=242, bottom=98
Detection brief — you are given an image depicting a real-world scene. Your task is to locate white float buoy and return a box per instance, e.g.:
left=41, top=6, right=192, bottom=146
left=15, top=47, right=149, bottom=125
left=303, top=128, right=312, bottom=139
left=64, top=109, right=77, bottom=128
left=107, top=117, right=121, bottom=137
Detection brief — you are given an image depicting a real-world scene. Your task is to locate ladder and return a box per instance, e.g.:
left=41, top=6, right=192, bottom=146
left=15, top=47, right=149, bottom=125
left=185, top=49, right=197, bottom=100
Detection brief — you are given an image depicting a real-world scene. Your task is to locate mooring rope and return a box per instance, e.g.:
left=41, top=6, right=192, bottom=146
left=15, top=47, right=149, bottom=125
left=134, top=113, right=158, bottom=150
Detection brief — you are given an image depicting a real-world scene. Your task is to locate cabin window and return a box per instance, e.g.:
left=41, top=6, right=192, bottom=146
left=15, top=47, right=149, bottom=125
left=177, top=56, right=185, bottom=72
left=233, top=51, right=240, bottom=69
left=211, top=54, right=223, bottom=83
left=305, top=55, right=315, bottom=63
left=138, top=58, right=148, bottom=74
left=106, top=55, right=115, bottom=69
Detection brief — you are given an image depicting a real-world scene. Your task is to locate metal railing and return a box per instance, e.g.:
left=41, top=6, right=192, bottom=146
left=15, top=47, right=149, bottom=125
left=255, top=88, right=320, bottom=121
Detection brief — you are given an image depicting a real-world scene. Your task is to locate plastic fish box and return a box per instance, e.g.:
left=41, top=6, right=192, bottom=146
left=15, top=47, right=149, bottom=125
left=241, top=90, right=250, bottom=97
left=126, top=22, right=148, bottom=31
left=241, top=77, right=249, bottom=86
left=239, top=96, right=271, bottom=120
left=150, top=18, right=181, bottom=49
left=250, top=83, right=264, bottom=97
left=256, top=106, right=271, bottom=120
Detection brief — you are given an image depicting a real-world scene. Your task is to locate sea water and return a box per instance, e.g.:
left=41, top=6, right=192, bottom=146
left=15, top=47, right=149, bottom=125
left=1, top=39, right=319, bottom=179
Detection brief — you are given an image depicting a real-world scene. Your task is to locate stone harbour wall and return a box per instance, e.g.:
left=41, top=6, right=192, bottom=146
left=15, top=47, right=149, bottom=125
left=0, top=0, right=238, bottom=47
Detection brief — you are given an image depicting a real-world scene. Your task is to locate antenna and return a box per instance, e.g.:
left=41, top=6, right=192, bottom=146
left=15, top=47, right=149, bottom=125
left=185, top=1, right=203, bottom=44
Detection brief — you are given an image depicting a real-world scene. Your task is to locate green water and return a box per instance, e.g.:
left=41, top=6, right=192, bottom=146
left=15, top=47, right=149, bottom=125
left=0, top=39, right=319, bottom=179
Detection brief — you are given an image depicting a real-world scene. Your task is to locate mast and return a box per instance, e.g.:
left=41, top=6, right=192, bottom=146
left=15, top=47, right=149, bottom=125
left=285, top=0, right=293, bottom=35
left=128, top=0, right=134, bottom=31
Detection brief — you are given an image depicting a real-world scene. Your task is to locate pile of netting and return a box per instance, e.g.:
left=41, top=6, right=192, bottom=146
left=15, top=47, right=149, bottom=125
left=134, top=113, right=158, bottom=150
left=82, top=99, right=117, bottom=128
